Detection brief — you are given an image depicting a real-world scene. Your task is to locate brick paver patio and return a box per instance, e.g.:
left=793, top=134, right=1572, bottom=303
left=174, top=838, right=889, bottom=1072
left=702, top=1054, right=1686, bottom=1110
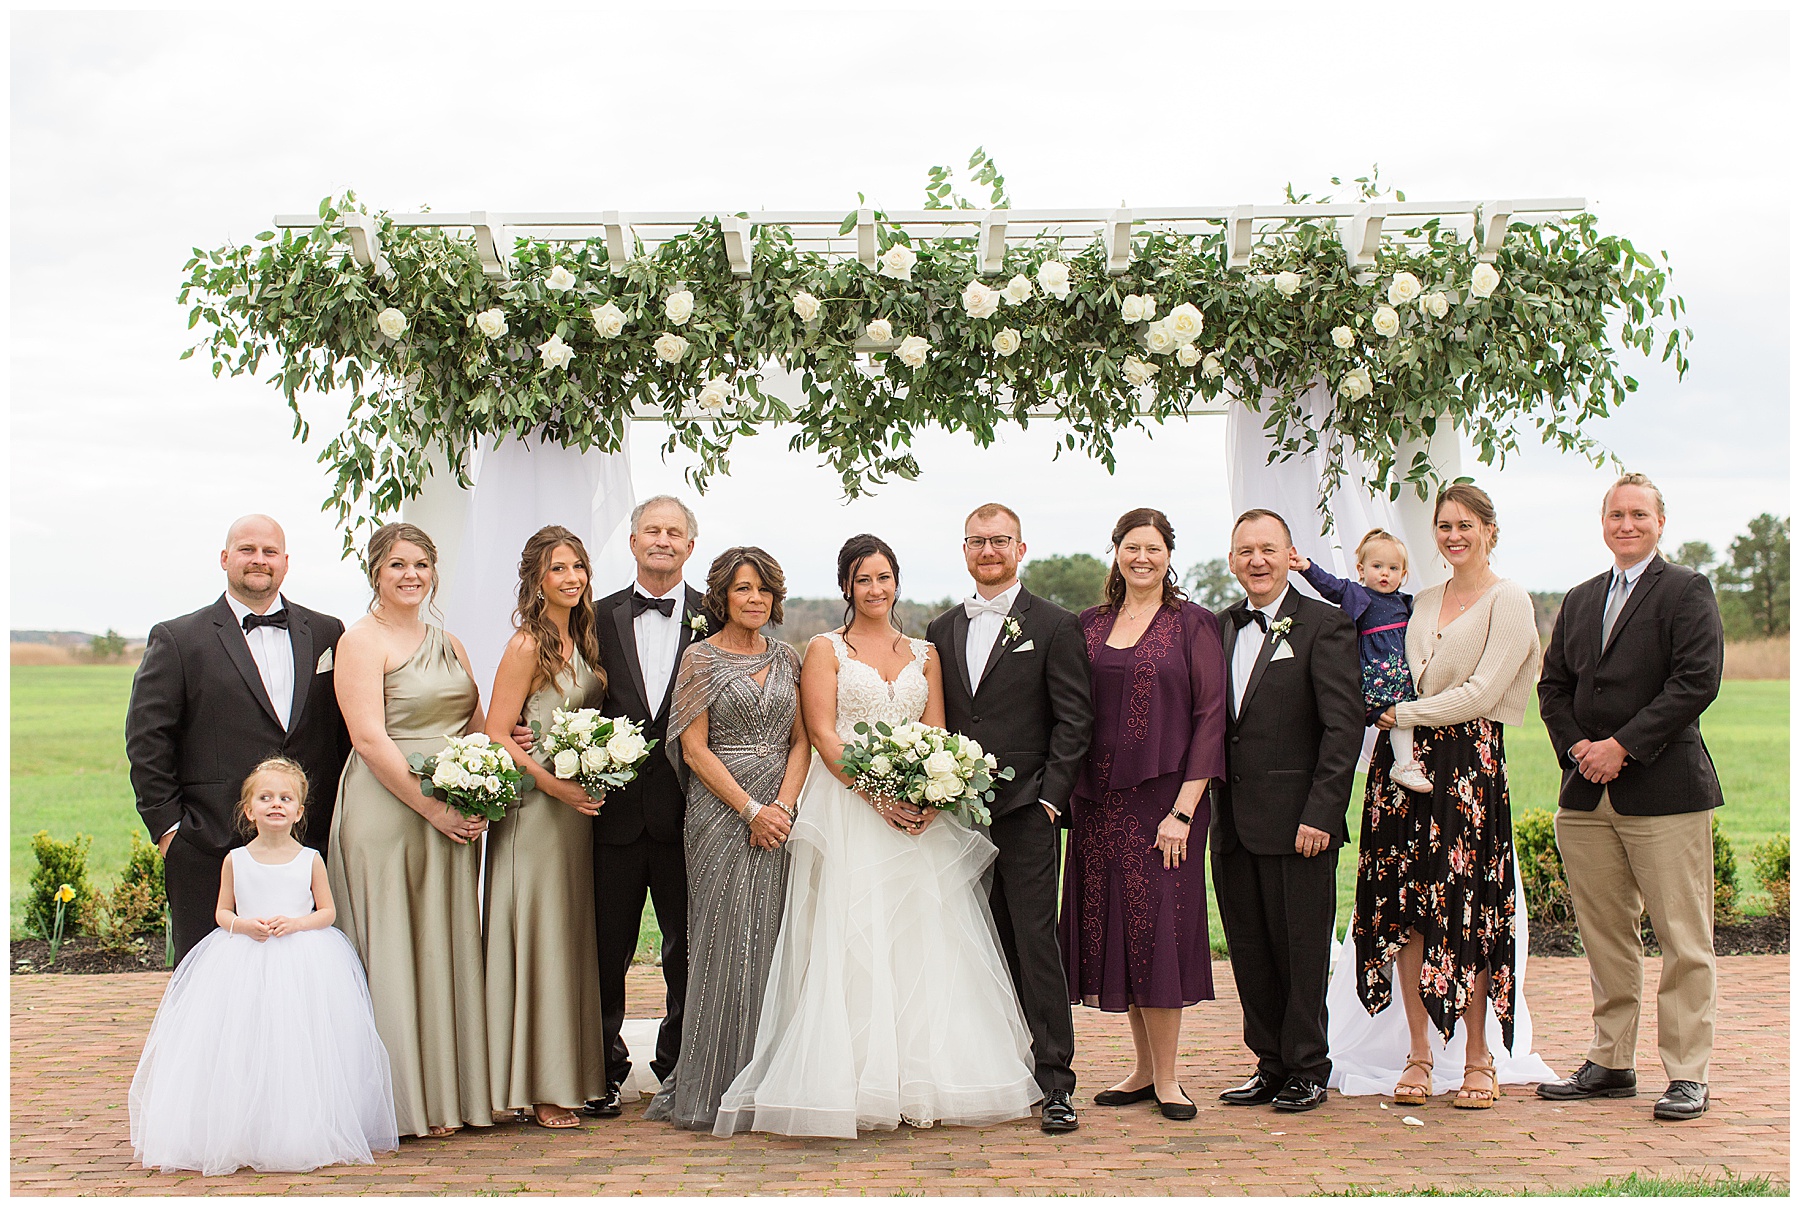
left=9, top=955, right=1787, bottom=1195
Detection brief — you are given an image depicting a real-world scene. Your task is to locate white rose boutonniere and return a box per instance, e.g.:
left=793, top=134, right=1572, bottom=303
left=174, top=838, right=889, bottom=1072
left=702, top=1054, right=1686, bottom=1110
left=664, top=289, right=695, bottom=326
left=1272, top=271, right=1302, bottom=298
left=474, top=308, right=508, bottom=339
left=877, top=244, right=917, bottom=281
left=1372, top=305, right=1401, bottom=338
left=992, top=327, right=1022, bottom=357
left=1469, top=262, right=1502, bottom=299
left=1176, top=344, right=1202, bottom=368
left=376, top=307, right=408, bottom=338
left=865, top=317, right=894, bottom=344
left=1331, top=325, right=1356, bottom=349
left=537, top=332, right=575, bottom=371
left=961, top=279, right=1001, bottom=319
left=1037, top=259, right=1072, bottom=299
left=895, top=335, right=931, bottom=369
left=653, top=332, right=689, bottom=363
left=1002, top=274, right=1034, bottom=305
left=1423, top=291, right=1450, bottom=319
left=545, top=265, right=577, bottom=292
left=1003, top=617, right=1022, bottom=643
left=1269, top=616, right=1294, bottom=645
left=591, top=301, right=627, bottom=338
left=686, top=612, right=709, bottom=636
left=792, top=290, right=821, bottom=321
left=1386, top=272, right=1422, bottom=306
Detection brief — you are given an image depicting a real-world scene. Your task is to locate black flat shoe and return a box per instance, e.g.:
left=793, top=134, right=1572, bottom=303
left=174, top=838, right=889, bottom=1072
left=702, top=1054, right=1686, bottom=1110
left=1653, top=1080, right=1709, bottom=1121
left=1219, top=1071, right=1283, bottom=1106
left=1094, top=1084, right=1159, bottom=1107
left=1272, top=1076, right=1328, bottom=1112
left=1154, top=1087, right=1197, bottom=1121
left=1536, top=1060, right=1637, bottom=1101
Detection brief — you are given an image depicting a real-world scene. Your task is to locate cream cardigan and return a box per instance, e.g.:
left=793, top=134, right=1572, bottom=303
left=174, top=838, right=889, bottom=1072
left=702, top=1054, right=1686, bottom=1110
left=1392, top=578, right=1541, bottom=729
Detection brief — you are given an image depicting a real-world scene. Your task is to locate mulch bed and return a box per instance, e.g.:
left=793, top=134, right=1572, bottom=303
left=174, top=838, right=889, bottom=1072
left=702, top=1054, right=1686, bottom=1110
left=11, top=937, right=168, bottom=975
left=1532, top=913, right=1790, bottom=957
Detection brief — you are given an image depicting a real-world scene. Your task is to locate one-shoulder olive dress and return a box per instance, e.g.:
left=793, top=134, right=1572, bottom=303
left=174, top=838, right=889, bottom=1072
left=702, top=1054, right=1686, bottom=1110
left=327, top=626, right=492, bottom=1137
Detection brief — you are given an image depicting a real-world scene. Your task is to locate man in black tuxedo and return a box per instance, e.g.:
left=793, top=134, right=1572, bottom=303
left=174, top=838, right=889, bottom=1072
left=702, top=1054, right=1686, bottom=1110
left=587, top=495, right=713, bottom=1117
left=928, top=502, right=1093, bottom=1134
left=126, top=514, right=351, bottom=964
left=1536, top=473, right=1725, bottom=1122
left=1212, top=509, right=1362, bottom=1113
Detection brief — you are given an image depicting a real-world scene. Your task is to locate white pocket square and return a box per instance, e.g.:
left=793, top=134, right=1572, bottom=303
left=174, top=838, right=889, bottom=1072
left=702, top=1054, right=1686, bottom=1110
left=315, top=648, right=334, bottom=673
left=1012, top=640, right=1035, bottom=653
left=1268, top=642, right=1295, bottom=662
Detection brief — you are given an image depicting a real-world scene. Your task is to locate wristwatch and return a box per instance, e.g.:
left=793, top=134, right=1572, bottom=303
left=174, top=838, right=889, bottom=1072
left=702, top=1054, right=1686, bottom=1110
left=1169, top=807, right=1193, bottom=825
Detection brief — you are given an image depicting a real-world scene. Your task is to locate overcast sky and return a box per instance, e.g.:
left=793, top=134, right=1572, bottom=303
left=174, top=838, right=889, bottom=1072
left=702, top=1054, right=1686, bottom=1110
left=8, top=7, right=1790, bottom=636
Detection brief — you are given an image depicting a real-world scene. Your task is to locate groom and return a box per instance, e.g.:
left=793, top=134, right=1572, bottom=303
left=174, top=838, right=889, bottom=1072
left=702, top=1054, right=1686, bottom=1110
left=928, top=503, right=1093, bottom=1134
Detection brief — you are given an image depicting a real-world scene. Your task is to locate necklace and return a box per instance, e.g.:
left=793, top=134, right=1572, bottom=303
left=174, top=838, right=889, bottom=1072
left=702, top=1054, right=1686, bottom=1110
left=1437, top=575, right=1496, bottom=637
left=1119, top=595, right=1160, bottom=623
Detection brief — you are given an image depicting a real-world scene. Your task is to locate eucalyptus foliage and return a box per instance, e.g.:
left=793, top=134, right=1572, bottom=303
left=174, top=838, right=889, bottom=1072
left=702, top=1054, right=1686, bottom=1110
left=180, top=167, right=1690, bottom=551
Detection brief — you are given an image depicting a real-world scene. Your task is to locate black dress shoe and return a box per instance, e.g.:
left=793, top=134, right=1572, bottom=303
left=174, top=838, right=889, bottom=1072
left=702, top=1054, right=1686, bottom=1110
left=1272, top=1076, right=1328, bottom=1112
left=1155, top=1087, right=1198, bottom=1121
left=1040, top=1089, right=1080, bottom=1133
left=1535, top=1060, right=1637, bottom=1101
left=1653, top=1080, right=1709, bottom=1120
left=582, top=1085, right=623, bottom=1118
left=1094, top=1084, right=1159, bottom=1107
left=1219, top=1071, right=1283, bottom=1106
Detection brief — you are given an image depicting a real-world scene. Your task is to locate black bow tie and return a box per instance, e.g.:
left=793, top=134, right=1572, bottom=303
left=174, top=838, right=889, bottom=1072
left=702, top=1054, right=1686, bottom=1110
left=632, top=594, right=677, bottom=618
left=1233, top=609, right=1269, bottom=631
left=242, top=609, right=289, bottom=633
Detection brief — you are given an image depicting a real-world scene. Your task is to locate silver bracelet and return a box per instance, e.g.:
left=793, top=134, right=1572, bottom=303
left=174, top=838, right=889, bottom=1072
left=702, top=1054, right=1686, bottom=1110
left=742, top=800, right=763, bottom=824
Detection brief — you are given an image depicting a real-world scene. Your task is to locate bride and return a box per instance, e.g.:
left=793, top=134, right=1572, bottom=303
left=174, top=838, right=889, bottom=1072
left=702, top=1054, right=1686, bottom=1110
left=713, top=534, right=1042, bottom=1139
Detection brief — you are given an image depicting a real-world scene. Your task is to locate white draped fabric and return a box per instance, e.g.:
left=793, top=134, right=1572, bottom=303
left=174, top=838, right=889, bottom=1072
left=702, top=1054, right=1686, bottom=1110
left=1224, top=381, right=1554, bottom=1094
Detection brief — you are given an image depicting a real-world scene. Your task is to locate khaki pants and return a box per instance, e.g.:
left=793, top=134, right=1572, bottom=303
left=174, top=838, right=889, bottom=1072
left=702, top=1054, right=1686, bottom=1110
left=1555, top=792, right=1716, bottom=1082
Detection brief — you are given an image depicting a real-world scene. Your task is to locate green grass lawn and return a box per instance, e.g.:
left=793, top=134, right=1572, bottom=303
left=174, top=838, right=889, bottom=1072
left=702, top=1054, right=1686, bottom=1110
left=9, top=667, right=1790, bottom=940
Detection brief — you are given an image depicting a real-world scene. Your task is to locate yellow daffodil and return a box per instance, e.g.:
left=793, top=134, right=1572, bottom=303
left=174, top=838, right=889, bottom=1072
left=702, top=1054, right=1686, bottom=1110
left=54, top=884, right=74, bottom=904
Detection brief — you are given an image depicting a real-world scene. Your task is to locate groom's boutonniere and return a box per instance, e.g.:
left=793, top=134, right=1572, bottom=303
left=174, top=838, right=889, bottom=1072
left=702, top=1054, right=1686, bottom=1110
left=1002, top=617, right=1023, bottom=643
left=1268, top=616, right=1294, bottom=644
left=686, top=611, right=709, bottom=636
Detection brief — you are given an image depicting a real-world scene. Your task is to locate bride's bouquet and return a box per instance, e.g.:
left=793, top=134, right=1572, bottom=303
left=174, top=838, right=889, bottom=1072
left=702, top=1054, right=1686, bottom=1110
left=837, top=720, right=1015, bottom=827
left=531, top=708, right=657, bottom=799
left=410, top=733, right=529, bottom=822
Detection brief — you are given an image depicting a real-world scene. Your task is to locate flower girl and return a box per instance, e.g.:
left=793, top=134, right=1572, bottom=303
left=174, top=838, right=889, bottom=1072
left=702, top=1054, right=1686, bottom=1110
left=129, top=757, right=398, bottom=1175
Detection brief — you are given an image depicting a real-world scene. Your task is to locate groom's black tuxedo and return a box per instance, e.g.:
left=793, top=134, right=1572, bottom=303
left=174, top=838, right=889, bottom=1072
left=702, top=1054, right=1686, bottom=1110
left=1212, top=589, right=1361, bottom=1086
left=930, top=586, right=1093, bottom=1096
left=126, top=594, right=350, bottom=963
left=591, top=582, right=713, bottom=1088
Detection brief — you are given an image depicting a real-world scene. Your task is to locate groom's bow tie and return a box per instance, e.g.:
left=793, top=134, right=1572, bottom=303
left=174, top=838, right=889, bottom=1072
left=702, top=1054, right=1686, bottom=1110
left=964, top=596, right=1012, bottom=620
left=1232, top=609, right=1269, bottom=631
left=632, top=593, right=677, bottom=618
left=242, top=609, right=289, bottom=633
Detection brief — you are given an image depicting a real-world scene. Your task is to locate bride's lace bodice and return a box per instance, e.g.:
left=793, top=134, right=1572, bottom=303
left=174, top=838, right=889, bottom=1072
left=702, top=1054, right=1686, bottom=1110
left=821, top=632, right=930, bottom=741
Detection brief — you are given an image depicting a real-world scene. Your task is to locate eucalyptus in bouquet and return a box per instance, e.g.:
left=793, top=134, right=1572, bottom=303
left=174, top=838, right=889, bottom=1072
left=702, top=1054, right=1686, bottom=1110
left=531, top=708, right=657, bottom=799
left=409, top=732, right=530, bottom=822
left=837, top=720, right=1015, bottom=827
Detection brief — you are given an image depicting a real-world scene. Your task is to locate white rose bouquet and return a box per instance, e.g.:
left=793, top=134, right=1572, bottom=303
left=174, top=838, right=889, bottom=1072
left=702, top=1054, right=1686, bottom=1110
left=836, top=720, right=1015, bottom=828
left=532, top=708, right=657, bottom=800
left=408, top=733, right=528, bottom=822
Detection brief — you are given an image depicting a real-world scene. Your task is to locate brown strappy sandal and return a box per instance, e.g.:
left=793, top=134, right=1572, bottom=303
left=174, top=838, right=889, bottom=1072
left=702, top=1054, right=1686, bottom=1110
left=1393, top=1057, right=1434, bottom=1106
left=1453, top=1060, right=1500, bottom=1109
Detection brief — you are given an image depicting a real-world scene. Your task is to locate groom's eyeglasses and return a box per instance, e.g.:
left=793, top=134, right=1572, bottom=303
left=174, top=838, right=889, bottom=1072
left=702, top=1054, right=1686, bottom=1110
left=963, top=536, right=1017, bottom=551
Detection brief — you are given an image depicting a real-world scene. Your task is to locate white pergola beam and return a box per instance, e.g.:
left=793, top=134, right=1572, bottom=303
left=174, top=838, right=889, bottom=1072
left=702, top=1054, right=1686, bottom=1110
left=468, top=211, right=511, bottom=280
left=975, top=210, right=1007, bottom=276
left=719, top=215, right=753, bottom=278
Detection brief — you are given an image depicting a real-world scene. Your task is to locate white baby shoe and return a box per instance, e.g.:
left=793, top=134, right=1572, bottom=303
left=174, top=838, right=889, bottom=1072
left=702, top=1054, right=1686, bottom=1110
left=1390, top=761, right=1434, bottom=794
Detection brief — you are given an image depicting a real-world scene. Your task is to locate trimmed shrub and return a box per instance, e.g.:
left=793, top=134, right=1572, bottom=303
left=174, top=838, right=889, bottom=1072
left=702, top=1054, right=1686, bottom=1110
left=25, top=831, right=94, bottom=939
left=1751, top=834, right=1790, bottom=916
left=1513, top=809, right=1576, bottom=930
left=83, top=880, right=162, bottom=953
left=117, top=833, right=168, bottom=934
left=1713, top=817, right=1740, bottom=922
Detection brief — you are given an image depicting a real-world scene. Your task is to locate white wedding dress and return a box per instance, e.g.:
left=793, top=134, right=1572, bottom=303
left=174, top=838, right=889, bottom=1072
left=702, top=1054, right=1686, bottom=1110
left=713, top=634, right=1042, bottom=1138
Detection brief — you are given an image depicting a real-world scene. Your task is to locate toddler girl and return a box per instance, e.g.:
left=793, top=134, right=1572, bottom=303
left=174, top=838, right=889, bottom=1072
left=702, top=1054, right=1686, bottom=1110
left=129, top=757, right=398, bottom=1175
left=1291, top=531, right=1432, bottom=793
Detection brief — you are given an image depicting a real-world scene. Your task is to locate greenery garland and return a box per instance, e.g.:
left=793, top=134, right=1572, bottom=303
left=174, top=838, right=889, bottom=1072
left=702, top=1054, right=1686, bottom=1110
left=179, top=162, right=1690, bottom=551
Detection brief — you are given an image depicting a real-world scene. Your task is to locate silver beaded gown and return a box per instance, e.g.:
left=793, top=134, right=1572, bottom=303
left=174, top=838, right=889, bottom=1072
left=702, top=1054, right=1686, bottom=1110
left=644, top=639, right=801, bottom=1130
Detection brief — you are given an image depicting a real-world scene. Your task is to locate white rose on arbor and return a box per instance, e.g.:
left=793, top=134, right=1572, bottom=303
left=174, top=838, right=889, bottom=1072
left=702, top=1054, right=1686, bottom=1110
left=895, top=335, right=931, bottom=368
left=1176, top=344, right=1202, bottom=367
left=545, top=265, right=577, bottom=292
left=552, top=749, right=581, bottom=779
left=1339, top=366, right=1373, bottom=401
left=1387, top=272, right=1423, bottom=306
left=1144, top=321, right=1177, bottom=355
left=1037, top=259, right=1072, bottom=299
left=1121, top=294, right=1147, bottom=323
left=1423, top=291, right=1450, bottom=319
left=1331, top=325, right=1356, bottom=349
left=1372, top=305, right=1401, bottom=338
left=1122, top=356, right=1157, bottom=387
left=865, top=318, right=893, bottom=344
left=376, top=307, right=407, bottom=338
left=607, top=730, right=648, bottom=764
left=537, top=333, right=575, bottom=371
left=474, top=308, right=508, bottom=339
left=664, top=289, right=695, bottom=326
left=1469, top=263, right=1501, bottom=299
left=697, top=375, right=732, bottom=411
left=1166, top=303, right=1204, bottom=343
left=961, top=279, right=1001, bottom=319
left=653, top=332, right=689, bottom=362
left=792, top=291, right=821, bottom=321
left=591, top=302, right=627, bottom=338
left=1201, top=353, right=1224, bottom=379
left=1002, top=274, right=1033, bottom=305
left=992, top=327, right=1022, bottom=356
left=877, top=244, right=917, bottom=281
left=579, top=746, right=608, bottom=774
left=1272, top=271, right=1302, bottom=298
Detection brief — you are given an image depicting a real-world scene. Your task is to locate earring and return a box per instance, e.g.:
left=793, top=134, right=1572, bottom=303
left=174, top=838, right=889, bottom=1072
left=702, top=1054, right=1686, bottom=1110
left=537, top=590, right=545, bottom=600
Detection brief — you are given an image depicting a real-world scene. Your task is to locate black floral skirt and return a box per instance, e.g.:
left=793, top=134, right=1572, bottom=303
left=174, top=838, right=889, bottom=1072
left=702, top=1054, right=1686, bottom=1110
left=1352, top=718, right=1517, bottom=1047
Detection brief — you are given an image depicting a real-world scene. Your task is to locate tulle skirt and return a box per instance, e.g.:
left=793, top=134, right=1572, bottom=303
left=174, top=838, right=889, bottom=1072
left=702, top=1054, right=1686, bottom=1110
left=129, top=926, right=398, bottom=1175
left=713, top=757, right=1042, bottom=1138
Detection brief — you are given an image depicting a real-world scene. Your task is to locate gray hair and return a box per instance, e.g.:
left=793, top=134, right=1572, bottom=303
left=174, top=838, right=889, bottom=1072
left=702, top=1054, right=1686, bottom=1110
left=631, top=494, right=698, bottom=538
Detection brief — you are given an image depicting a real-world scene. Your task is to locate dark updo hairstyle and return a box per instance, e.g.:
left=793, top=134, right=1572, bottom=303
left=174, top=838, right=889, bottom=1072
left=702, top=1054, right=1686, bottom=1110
left=513, top=525, right=605, bottom=696
left=704, top=546, right=788, bottom=628
left=1434, top=482, right=1500, bottom=552
left=1102, top=507, right=1188, bottom=612
left=364, top=521, right=441, bottom=615
left=837, top=533, right=904, bottom=657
